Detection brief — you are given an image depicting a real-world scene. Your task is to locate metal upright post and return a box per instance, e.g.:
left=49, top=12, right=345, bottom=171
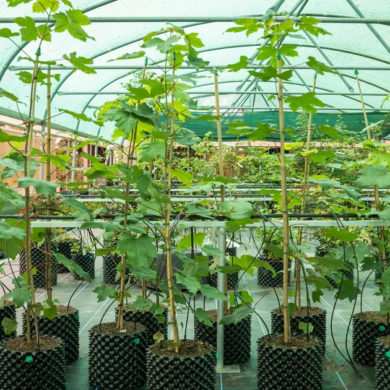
left=217, top=226, right=226, bottom=372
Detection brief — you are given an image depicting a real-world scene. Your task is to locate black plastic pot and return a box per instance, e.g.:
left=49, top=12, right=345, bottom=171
left=73, top=252, right=95, bottom=280
left=194, top=309, right=251, bottom=365
left=54, top=241, right=73, bottom=273
left=0, top=336, right=66, bottom=390
left=89, top=322, right=148, bottom=390
left=23, top=305, right=79, bottom=363
left=146, top=340, right=216, bottom=390
left=353, top=311, right=390, bottom=366
left=375, top=336, right=390, bottom=389
left=271, top=307, right=327, bottom=355
left=257, top=334, right=323, bottom=390
left=103, top=254, right=121, bottom=284
left=116, top=307, right=168, bottom=346
left=208, top=271, right=238, bottom=290
left=0, top=303, right=16, bottom=341
left=19, top=247, right=57, bottom=288
left=257, top=257, right=289, bottom=287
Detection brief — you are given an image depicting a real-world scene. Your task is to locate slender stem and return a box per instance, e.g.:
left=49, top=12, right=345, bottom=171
left=214, top=74, right=228, bottom=314
left=214, top=74, right=225, bottom=202
left=357, top=72, right=387, bottom=265
left=295, top=75, right=317, bottom=308
left=25, top=56, right=40, bottom=346
left=277, top=53, right=291, bottom=344
left=165, top=54, right=180, bottom=351
left=45, top=67, right=53, bottom=302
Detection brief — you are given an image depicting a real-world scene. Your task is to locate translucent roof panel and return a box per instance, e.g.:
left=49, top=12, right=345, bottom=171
left=0, top=0, right=389, bottom=140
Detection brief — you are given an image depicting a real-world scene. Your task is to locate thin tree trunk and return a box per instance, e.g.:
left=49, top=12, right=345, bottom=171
left=165, top=57, right=180, bottom=352
left=45, top=67, right=53, bottom=302
left=356, top=72, right=386, bottom=263
left=25, top=56, right=40, bottom=346
left=295, top=75, right=317, bottom=308
left=277, top=55, right=291, bottom=344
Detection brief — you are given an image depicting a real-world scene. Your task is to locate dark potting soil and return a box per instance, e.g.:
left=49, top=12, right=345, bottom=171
left=356, top=311, right=389, bottom=323
left=274, top=306, right=324, bottom=317
left=54, top=305, right=77, bottom=317
left=379, top=336, right=390, bottom=347
left=263, top=333, right=317, bottom=349
left=90, top=321, right=145, bottom=336
left=6, top=336, right=61, bottom=353
left=150, top=340, right=212, bottom=358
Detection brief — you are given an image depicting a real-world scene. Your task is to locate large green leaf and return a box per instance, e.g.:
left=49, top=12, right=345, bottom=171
left=54, top=9, right=91, bottom=41
left=1, top=317, right=17, bottom=336
left=220, top=200, right=253, bottom=220
left=55, top=253, right=92, bottom=281
left=175, top=273, right=200, bottom=294
left=138, top=141, right=165, bottom=162
left=18, top=177, right=57, bottom=195
left=200, top=284, right=228, bottom=301
left=93, top=285, right=119, bottom=302
left=306, top=56, right=336, bottom=75
left=285, top=92, right=325, bottom=114
left=118, top=234, right=157, bottom=270
left=220, top=305, right=252, bottom=325
left=356, top=165, right=390, bottom=188
left=63, top=52, right=95, bottom=74
left=193, top=308, right=212, bottom=327
left=0, top=221, right=25, bottom=240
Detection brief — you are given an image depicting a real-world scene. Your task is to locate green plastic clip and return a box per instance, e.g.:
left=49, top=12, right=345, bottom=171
left=379, top=325, right=386, bottom=332
left=276, top=51, right=282, bottom=60
left=75, top=315, right=79, bottom=321
left=386, top=351, right=390, bottom=358
left=354, top=68, right=359, bottom=76
left=215, top=352, right=219, bottom=358
left=25, top=355, right=33, bottom=364
left=134, top=338, right=140, bottom=344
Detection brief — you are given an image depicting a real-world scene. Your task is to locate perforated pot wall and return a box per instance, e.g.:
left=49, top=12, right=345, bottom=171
left=73, top=253, right=95, bottom=280
left=89, top=322, right=147, bottom=390
left=271, top=307, right=327, bottom=355
left=257, top=335, right=323, bottom=390
left=194, top=311, right=251, bottom=365
left=116, top=307, right=168, bottom=346
left=103, top=254, right=121, bottom=284
left=19, top=247, right=57, bottom=288
left=0, top=336, right=65, bottom=390
left=375, top=336, right=390, bottom=390
left=146, top=341, right=216, bottom=390
left=23, top=307, right=79, bottom=363
left=353, top=312, right=390, bottom=366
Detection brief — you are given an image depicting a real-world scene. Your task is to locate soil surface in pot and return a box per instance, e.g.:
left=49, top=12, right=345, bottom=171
left=6, top=336, right=61, bottom=352
left=379, top=336, right=390, bottom=347
left=356, top=311, right=388, bottom=323
left=150, top=340, right=212, bottom=358
left=263, top=333, right=317, bottom=349
left=52, top=305, right=77, bottom=317
left=91, top=321, right=145, bottom=336
left=274, top=306, right=324, bottom=317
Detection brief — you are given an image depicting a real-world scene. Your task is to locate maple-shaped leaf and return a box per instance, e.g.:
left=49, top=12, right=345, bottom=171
left=249, top=66, right=293, bottom=81
left=0, top=28, right=18, bottom=38
left=307, top=56, right=336, bottom=75
left=63, top=52, right=95, bottom=74
left=285, top=92, right=325, bottom=114
left=226, top=56, right=248, bottom=72
left=54, top=9, right=92, bottom=41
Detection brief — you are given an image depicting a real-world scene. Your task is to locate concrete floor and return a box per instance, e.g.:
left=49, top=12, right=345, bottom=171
left=1, top=234, right=380, bottom=390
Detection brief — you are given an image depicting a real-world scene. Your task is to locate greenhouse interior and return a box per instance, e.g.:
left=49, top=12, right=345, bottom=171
left=1, top=0, right=390, bottom=389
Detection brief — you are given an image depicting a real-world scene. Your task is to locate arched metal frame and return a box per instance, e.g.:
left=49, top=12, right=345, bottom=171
left=0, top=0, right=389, bottom=140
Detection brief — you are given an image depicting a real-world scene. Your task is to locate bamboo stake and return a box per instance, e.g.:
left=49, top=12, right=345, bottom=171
left=295, top=75, right=317, bottom=308
left=356, top=69, right=387, bottom=264
left=214, top=74, right=225, bottom=202
left=165, top=54, right=180, bottom=351
left=116, top=61, right=148, bottom=330
left=277, top=53, right=291, bottom=344
left=214, top=74, right=228, bottom=315
left=45, top=67, right=53, bottom=301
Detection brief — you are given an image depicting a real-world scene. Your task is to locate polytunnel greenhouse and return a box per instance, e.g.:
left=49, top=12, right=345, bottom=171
left=1, top=0, right=390, bottom=389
